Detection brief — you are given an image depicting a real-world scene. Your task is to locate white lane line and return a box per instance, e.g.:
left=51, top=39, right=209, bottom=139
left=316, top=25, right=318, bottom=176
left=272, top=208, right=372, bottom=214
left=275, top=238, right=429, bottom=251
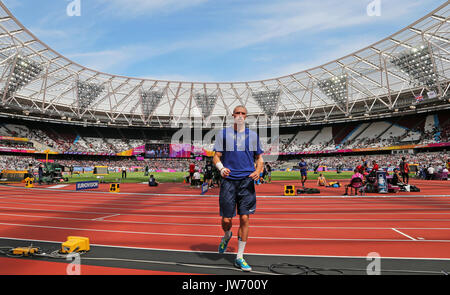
left=48, top=184, right=69, bottom=189
left=92, top=214, right=121, bottom=221
left=2, top=235, right=450, bottom=261
left=0, top=221, right=449, bottom=242
left=1, top=211, right=450, bottom=230
left=2, top=184, right=450, bottom=198
left=6, top=195, right=450, bottom=211
left=5, top=194, right=450, bottom=209
left=3, top=198, right=450, bottom=215
left=3, top=205, right=450, bottom=221
left=392, top=228, right=417, bottom=241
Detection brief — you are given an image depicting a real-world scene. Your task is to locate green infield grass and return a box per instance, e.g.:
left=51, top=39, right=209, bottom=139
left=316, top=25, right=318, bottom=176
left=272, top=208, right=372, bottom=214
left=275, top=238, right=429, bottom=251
left=65, top=170, right=356, bottom=184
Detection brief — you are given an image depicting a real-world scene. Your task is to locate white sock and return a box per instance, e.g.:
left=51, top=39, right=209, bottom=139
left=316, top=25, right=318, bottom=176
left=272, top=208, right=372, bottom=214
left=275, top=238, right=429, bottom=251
left=224, top=230, right=232, bottom=240
left=236, top=240, right=246, bottom=259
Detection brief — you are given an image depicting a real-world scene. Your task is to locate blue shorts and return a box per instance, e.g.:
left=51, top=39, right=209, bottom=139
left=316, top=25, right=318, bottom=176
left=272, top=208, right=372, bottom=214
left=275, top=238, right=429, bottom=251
left=300, top=170, right=307, bottom=177
left=219, top=177, right=256, bottom=218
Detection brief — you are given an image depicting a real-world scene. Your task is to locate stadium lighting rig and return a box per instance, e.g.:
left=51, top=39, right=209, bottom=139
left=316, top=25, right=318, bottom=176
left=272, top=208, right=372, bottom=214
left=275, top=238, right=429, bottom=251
left=317, top=75, right=348, bottom=109
left=3, top=56, right=43, bottom=98
left=141, top=90, right=163, bottom=117
left=252, top=90, right=281, bottom=117
left=194, top=93, right=218, bottom=118
left=76, top=81, right=105, bottom=109
left=390, top=44, right=439, bottom=89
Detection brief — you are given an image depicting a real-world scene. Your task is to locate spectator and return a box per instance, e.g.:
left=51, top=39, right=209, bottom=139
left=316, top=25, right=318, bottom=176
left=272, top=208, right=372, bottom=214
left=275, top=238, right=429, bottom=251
left=343, top=169, right=365, bottom=196
left=203, top=160, right=214, bottom=188
left=192, top=170, right=201, bottom=187
left=441, top=167, right=448, bottom=180
left=265, top=163, right=272, bottom=183
left=38, top=164, right=43, bottom=185
left=427, top=165, right=435, bottom=180
left=391, top=168, right=405, bottom=186
left=399, top=157, right=410, bottom=184
left=148, top=175, right=159, bottom=187
left=189, top=162, right=196, bottom=184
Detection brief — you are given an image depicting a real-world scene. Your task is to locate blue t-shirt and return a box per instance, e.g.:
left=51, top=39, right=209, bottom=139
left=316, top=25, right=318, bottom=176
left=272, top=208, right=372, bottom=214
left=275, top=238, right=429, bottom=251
left=213, top=127, right=264, bottom=180
left=299, top=161, right=307, bottom=171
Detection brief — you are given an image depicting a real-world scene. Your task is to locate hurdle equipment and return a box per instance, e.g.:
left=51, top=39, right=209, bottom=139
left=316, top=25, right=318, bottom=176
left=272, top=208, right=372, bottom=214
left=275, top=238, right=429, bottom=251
left=109, top=183, right=120, bottom=193
left=297, top=188, right=321, bottom=194
left=61, top=236, right=90, bottom=254
left=0, top=170, right=28, bottom=183
left=284, top=185, right=295, bottom=196
left=93, top=166, right=109, bottom=176
left=25, top=177, right=34, bottom=188
left=12, top=246, right=39, bottom=256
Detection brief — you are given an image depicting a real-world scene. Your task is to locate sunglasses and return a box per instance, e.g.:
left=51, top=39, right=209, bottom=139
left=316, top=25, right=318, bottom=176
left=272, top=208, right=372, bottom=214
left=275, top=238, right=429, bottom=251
left=234, top=112, right=247, bottom=115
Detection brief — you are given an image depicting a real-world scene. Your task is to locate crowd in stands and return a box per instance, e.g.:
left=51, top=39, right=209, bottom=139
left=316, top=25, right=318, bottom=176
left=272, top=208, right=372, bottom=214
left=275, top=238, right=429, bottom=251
left=0, top=112, right=449, bottom=156
left=0, top=140, right=34, bottom=150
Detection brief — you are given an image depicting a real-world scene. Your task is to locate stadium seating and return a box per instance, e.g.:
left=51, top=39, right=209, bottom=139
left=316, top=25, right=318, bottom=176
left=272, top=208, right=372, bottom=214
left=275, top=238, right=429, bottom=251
left=0, top=111, right=449, bottom=156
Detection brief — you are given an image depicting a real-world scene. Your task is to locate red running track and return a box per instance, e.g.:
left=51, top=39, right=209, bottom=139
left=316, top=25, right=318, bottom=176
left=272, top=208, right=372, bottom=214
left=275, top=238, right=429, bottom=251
left=0, top=257, right=183, bottom=275
left=8, top=179, right=449, bottom=196
left=0, top=181, right=450, bottom=262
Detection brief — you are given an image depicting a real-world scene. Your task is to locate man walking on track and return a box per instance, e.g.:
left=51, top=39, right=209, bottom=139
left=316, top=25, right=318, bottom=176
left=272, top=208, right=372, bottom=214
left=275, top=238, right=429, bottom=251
left=298, top=158, right=308, bottom=188
left=213, top=105, right=264, bottom=272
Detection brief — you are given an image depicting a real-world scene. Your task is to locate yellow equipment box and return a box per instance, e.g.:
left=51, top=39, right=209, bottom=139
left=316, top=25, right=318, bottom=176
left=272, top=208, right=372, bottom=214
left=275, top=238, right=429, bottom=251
left=284, top=185, right=295, bottom=196
left=61, top=236, right=90, bottom=253
left=109, top=183, right=120, bottom=193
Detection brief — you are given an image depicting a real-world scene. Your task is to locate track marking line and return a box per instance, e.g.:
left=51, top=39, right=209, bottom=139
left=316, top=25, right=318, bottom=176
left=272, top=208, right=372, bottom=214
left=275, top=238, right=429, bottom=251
left=6, top=193, right=450, bottom=209
left=48, top=184, right=69, bottom=189
left=3, top=205, right=450, bottom=221
left=7, top=195, right=450, bottom=211
left=92, top=214, right=121, bottom=221
left=392, top=228, right=417, bottom=241
left=3, top=198, right=450, bottom=215
left=2, top=184, right=450, bottom=198
left=2, top=212, right=450, bottom=230
left=1, top=236, right=450, bottom=261
left=0, top=221, right=449, bottom=242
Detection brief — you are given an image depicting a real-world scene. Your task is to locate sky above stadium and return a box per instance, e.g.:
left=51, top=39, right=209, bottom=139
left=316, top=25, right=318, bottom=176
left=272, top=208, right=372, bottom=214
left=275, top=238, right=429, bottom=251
left=3, top=0, right=446, bottom=82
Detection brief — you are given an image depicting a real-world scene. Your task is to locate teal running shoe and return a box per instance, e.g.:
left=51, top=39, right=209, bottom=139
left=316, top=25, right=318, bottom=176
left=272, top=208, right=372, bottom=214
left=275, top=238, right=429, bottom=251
left=218, top=232, right=232, bottom=254
left=234, top=258, right=252, bottom=272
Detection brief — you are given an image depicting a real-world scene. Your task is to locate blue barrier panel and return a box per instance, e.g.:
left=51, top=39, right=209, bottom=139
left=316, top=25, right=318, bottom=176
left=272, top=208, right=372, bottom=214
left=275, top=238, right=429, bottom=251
left=201, top=183, right=209, bottom=195
left=76, top=181, right=99, bottom=191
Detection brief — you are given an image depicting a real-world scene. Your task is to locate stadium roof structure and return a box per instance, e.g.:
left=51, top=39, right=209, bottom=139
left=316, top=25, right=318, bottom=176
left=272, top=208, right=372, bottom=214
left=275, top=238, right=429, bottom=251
left=0, top=1, right=449, bottom=128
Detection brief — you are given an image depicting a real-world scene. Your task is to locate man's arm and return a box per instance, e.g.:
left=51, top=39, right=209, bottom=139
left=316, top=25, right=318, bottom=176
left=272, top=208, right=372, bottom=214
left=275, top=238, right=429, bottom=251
left=213, top=151, right=230, bottom=178
left=249, top=154, right=264, bottom=181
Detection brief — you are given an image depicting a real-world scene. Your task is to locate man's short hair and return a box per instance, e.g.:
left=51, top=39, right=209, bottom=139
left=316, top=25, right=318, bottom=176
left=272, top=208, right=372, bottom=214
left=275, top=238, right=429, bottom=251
left=233, top=105, right=248, bottom=114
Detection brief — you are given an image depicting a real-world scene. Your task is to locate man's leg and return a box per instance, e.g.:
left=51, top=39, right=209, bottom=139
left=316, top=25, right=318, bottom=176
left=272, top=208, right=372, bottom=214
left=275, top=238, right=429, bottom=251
left=219, top=217, right=233, bottom=254
left=237, top=214, right=249, bottom=258
left=237, top=214, right=249, bottom=243
left=234, top=214, right=252, bottom=271
left=218, top=178, right=236, bottom=254
left=222, top=217, right=232, bottom=233
left=233, top=177, right=256, bottom=272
